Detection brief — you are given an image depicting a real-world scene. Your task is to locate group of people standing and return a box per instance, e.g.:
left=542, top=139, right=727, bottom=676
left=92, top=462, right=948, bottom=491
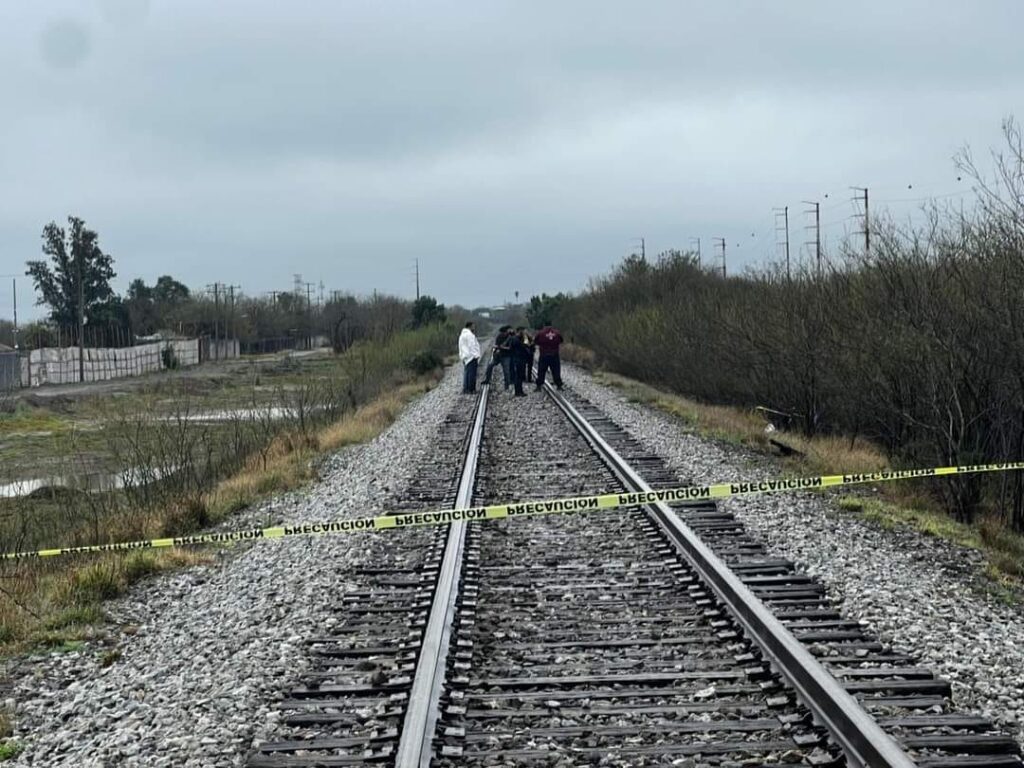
left=457, top=321, right=564, bottom=396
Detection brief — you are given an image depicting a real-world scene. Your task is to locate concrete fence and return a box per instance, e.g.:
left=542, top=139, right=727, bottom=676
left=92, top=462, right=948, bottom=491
left=0, top=352, right=18, bottom=391
left=24, top=339, right=201, bottom=387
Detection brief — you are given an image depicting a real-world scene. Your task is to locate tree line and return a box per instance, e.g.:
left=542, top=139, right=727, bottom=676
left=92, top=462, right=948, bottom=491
left=555, top=119, right=1024, bottom=531
left=1, top=216, right=449, bottom=353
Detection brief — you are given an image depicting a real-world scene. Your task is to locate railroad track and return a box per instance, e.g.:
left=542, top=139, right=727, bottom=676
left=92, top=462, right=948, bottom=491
left=247, top=378, right=1022, bottom=767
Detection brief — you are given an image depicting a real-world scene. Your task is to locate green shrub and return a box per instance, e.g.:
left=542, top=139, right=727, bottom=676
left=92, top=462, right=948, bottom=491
left=406, top=350, right=442, bottom=375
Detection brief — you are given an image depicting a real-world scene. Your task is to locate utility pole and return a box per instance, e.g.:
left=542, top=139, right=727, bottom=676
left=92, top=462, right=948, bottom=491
left=415, top=258, right=420, bottom=301
left=713, top=237, right=726, bottom=278
left=77, top=248, right=85, bottom=382
left=851, top=186, right=870, bottom=255
left=11, top=278, right=18, bottom=350
left=207, top=283, right=222, bottom=345
left=774, top=206, right=791, bottom=280
left=690, top=237, right=701, bottom=269
left=803, top=201, right=822, bottom=277
left=304, top=282, right=315, bottom=345
left=227, top=284, right=241, bottom=339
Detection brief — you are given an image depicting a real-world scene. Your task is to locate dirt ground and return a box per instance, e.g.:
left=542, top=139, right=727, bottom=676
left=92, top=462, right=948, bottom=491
left=7, top=348, right=328, bottom=407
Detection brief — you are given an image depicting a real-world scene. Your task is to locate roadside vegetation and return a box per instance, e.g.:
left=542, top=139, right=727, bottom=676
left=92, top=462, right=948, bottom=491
left=554, top=120, right=1024, bottom=582
left=0, top=321, right=452, bottom=653
left=588, top=369, right=1024, bottom=590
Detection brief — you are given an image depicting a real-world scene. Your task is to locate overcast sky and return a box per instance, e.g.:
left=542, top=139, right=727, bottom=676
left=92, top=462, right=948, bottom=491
left=1, top=0, right=1022, bottom=320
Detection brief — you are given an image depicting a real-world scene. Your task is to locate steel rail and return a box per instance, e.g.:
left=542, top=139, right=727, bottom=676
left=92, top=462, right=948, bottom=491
left=544, top=383, right=917, bottom=768
left=394, top=383, right=489, bottom=768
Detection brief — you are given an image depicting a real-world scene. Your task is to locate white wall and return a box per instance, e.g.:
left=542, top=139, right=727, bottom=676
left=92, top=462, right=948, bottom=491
left=26, top=339, right=200, bottom=387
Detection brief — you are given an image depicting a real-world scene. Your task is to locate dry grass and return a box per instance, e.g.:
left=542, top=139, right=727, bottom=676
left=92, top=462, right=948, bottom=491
left=594, top=371, right=890, bottom=476
left=0, top=548, right=211, bottom=653
left=0, top=369, right=443, bottom=656
left=0, top=404, right=70, bottom=437
left=204, top=373, right=439, bottom=520
left=780, top=433, right=888, bottom=477
left=560, top=343, right=598, bottom=368
left=837, top=495, right=1024, bottom=591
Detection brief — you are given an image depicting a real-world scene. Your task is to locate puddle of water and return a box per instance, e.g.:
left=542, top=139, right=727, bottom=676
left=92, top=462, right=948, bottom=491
left=0, top=465, right=178, bottom=499
left=155, top=406, right=326, bottom=423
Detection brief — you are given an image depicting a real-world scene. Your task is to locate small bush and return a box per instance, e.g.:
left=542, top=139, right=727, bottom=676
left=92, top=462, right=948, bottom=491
left=405, top=350, right=442, bottom=375
left=161, top=345, right=179, bottom=370
left=160, top=499, right=211, bottom=535
left=0, top=741, right=21, bottom=761
left=66, top=562, right=124, bottom=603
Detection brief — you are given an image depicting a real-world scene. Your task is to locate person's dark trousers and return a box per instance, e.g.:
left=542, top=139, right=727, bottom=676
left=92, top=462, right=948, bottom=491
left=500, top=356, right=512, bottom=389
left=482, top=355, right=499, bottom=385
left=463, top=358, right=478, bottom=393
left=525, top=349, right=535, bottom=382
left=511, top=358, right=526, bottom=395
left=535, top=354, right=563, bottom=389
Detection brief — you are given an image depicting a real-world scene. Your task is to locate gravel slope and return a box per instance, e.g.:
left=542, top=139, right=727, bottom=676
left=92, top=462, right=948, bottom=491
left=564, top=364, right=1024, bottom=746
left=5, top=365, right=464, bottom=768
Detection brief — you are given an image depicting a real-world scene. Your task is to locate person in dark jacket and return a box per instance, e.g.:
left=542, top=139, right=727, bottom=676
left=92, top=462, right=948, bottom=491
left=482, top=326, right=512, bottom=388
left=506, top=327, right=529, bottom=396
left=533, top=325, right=564, bottom=390
left=522, top=329, right=536, bottom=383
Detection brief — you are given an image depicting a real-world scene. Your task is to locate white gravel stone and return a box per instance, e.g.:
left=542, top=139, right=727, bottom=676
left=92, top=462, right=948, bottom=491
left=565, top=363, right=1024, bottom=748
left=4, top=365, right=465, bottom=767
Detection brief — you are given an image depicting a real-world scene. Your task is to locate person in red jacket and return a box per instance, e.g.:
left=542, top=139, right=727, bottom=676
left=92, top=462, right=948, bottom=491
left=533, top=325, right=564, bottom=390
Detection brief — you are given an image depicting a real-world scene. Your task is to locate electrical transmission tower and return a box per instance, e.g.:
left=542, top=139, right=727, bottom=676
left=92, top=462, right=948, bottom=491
left=713, top=237, right=726, bottom=278
left=802, top=201, right=822, bottom=277
left=774, top=206, right=791, bottom=280
left=850, top=186, right=870, bottom=255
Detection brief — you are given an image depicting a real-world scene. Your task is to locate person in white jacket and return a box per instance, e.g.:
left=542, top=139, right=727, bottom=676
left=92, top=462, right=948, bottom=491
left=458, top=321, right=481, bottom=394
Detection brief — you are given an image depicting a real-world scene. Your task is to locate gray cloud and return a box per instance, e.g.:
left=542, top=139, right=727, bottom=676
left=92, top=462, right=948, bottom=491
left=1, top=0, right=1022, bottom=319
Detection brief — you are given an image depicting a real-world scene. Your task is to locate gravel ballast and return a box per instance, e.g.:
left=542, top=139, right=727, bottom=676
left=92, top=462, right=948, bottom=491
left=565, top=364, right=1024, bottom=747
left=7, top=361, right=1024, bottom=765
left=4, top=366, right=465, bottom=768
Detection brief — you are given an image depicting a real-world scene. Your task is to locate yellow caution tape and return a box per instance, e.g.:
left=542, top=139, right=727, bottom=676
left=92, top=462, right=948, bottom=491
left=3, top=462, right=1022, bottom=560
